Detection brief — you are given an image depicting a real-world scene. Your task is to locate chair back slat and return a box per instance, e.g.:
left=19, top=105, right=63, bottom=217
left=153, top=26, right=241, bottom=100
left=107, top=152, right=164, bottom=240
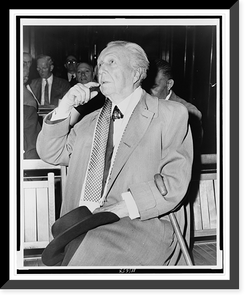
left=23, top=187, right=37, bottom=243
left=36, top=187, right=49, bottom=242
left=22, top=173, right=55, bottom=249
left=192, top=173, right=217, bottom=237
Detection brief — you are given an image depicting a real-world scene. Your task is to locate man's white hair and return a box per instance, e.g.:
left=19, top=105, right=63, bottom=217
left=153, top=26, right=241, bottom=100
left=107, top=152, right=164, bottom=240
left=106, top=41, right=149, bottom=84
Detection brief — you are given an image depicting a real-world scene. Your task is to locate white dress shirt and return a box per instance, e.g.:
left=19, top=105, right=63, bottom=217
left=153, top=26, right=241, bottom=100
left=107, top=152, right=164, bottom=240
left=67, top=72, right=76, bottom=82
left=79, top=87, right=142, bottom=218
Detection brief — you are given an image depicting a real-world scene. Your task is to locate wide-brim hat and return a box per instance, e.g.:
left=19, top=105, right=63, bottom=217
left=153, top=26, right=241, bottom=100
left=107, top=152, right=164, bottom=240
left=42, top=206, right=119, bottom=266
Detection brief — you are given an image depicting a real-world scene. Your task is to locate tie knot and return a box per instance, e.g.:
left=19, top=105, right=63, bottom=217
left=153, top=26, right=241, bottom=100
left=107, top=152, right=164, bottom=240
left=112, top=105, right=124, bottom=121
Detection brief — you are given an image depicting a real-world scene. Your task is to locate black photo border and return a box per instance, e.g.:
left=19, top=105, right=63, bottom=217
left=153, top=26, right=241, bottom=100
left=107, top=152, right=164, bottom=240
left=1, top=2, right=239, bottom=291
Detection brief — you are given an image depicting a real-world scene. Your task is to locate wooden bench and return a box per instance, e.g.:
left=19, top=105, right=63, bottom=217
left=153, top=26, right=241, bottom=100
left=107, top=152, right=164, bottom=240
left=191, top=154, right=217, bottom=239
left=23, top=159, right=67, bottom=202
left=22, top=172, right=56, bottom=250
left=21, top=160, right=67, bottom=266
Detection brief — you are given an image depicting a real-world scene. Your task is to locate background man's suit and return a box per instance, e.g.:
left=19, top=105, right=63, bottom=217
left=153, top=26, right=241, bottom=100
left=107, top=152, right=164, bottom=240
left=30, top=76, right=70, bottom=107
left=37, top=90, right=193, bottom=266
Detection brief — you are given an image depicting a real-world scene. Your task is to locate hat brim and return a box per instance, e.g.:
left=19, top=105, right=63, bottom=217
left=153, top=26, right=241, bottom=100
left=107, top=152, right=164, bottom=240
left=42, top=210, right=119, bottom=266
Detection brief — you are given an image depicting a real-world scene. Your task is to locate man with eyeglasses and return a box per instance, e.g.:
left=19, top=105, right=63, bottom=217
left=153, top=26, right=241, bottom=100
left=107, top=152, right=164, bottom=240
left=64, top=55, right=78, bottom=87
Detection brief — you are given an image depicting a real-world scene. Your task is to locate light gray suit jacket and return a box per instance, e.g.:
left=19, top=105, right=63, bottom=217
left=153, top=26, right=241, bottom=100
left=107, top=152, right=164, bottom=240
left=37, top=90, right=193, bottom=266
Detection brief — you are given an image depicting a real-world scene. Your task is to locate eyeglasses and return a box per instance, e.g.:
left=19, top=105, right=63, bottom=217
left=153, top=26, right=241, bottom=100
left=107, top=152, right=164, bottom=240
left=66, top=61, right=77, bottom=65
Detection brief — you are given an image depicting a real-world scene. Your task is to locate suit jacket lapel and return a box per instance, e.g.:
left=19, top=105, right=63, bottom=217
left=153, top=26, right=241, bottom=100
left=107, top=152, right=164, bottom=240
left=50, top=76, right=57, bottom=105
left=106, top=92, right=157, bottom=194
left=30, top=79, right=42, bottom=103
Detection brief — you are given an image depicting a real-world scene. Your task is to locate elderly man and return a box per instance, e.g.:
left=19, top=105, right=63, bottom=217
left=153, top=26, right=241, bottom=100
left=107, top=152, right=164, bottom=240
left=37, top=41, right=193, bottom=266
left=30, top=55, right=70, bottom=108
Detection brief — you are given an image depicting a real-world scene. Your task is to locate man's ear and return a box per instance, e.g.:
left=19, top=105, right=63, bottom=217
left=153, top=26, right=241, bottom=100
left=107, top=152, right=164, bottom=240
left=133, top=68, right=142, bottom=85
left=167, top=79, right=174, bottom=91
left=50, top=64, right=54, bottom=72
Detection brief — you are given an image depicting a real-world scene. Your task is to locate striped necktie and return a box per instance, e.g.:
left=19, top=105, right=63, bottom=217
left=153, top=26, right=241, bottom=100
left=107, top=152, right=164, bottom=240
left=44, top=79, right=50, bottom=105
left=82, top=98, right=112, bottom=203
left=101, top=105, right=124, bottom=194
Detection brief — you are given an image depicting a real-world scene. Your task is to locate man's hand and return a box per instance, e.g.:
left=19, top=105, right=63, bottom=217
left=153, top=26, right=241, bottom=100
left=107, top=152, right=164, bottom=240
left=52, top=82, right=100, bottom=120
left=93, top=201, right=129, bottom=219
left=154, top=174, right=168, bottom=196
left=63, top=82, right=99, bottom=108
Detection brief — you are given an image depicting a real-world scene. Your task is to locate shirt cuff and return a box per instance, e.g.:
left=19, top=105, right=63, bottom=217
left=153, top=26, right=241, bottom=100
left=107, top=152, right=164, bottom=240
left=121, top=191, right=140, bottom=220
left=50, top=106, right=70, bottom=121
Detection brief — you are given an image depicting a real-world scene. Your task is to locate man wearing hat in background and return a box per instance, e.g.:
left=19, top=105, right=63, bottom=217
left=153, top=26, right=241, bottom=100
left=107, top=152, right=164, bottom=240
left=37, top=41, right=193, bottom=266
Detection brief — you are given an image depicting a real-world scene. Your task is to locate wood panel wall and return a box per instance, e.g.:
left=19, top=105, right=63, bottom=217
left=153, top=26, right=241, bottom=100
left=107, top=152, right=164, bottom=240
left=23, top=25, right=217, bottom=154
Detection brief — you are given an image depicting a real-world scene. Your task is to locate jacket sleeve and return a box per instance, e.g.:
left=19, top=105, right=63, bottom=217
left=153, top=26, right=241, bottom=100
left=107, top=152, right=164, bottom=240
left=23, top=105, right=41, bottom=159
left=129, top=103, right=193, bottom=220
left=36, top=112, right=76, bottom=166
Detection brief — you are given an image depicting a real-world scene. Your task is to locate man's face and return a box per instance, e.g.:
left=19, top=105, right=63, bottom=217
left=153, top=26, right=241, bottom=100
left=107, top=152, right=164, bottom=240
left=150, top=70, right=168, bottom=99
left=36, top=58, right=53, bottom=79
left=76, top=63, right=94, bottom=84
left=97, top=45, right=136, bottom=103
left=65, top=56, right=77, bottom=73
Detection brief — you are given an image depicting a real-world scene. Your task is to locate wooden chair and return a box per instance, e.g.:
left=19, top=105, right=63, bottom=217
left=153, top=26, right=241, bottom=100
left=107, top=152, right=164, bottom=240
left=192, top=172, right=217, bottom=237
left=21, top=172, right=56, bottom=266
left=21, top=160, right=68, bottom=266
left=22, top=173, right=56, bottom=249
left=22, top=159, right=67, bottom=203
left=168, top=154, right=217, bottom=265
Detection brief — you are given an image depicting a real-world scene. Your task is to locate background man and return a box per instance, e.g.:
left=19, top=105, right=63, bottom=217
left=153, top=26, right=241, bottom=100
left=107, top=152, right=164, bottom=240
left=23, top=52, right=41, bottom=159
left=64, top=55, right=78, bottom=87
left=76, top=62, right=96, bottom=84
left=143, top=59, right=202, bottom=120
left=30, top=55, right=70, bottom=108
left=143, top=59, right=203, bottom=176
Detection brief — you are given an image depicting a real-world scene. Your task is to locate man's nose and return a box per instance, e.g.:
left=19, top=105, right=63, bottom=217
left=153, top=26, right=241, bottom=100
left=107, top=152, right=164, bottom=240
left=79, top=72, right=86, bottom=76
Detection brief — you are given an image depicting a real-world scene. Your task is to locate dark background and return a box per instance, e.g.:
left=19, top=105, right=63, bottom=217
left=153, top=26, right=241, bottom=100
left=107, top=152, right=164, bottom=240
left=23, top=25, right=217, bottom=154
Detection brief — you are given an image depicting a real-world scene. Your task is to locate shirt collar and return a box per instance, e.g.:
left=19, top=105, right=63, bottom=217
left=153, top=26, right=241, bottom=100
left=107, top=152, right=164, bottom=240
left=67, top=72, right=76, bottom=81
left=165, top=89, right=172, bottom=101
left=43, top=74, right=53, bottom=84
left=112, top=86, right=142, bottom=116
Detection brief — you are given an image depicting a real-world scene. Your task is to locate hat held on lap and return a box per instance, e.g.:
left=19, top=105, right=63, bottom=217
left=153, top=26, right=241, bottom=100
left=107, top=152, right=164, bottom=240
left=42, top=206, right=120, bottom=266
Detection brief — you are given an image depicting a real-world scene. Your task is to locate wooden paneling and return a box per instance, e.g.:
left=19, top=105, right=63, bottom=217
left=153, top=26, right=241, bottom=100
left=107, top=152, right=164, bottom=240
left=23, top=25, right=217, bottom=154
